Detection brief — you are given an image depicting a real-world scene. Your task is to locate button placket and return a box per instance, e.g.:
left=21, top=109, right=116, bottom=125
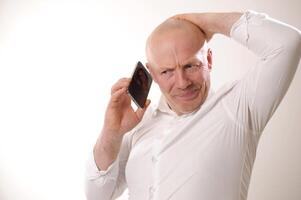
left=148, top=185, right=157, bottom=200
left=150, top=134, right=161, bottom=200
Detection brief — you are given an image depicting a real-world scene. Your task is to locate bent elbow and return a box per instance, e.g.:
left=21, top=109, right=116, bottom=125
left=284, top=27, right=301, bottom=56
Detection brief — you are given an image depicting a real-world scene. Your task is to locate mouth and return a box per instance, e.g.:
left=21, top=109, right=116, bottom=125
left=175, top=89, right=200, bottom=101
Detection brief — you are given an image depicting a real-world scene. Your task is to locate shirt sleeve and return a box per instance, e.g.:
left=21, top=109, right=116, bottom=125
left=85, top=132, right=132, bottom=200
left=222, top=10, right=301, bottom=136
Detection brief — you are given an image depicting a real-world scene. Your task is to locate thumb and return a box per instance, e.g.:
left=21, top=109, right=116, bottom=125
left=135, top=99, right=151, bottom=120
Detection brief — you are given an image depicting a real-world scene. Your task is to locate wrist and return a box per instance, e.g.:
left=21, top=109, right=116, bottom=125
left=206, top=12, right=243, bottom=36
left=95, top=130, right=123, bottom=154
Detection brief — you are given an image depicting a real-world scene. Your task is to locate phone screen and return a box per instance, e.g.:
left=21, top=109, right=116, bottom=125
left=128, top=61, right=152, bottom=108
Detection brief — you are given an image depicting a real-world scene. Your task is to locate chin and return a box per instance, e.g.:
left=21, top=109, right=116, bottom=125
left=174, top=94, right=207, bottom=115
left=172, top=99, right=201, bottom=114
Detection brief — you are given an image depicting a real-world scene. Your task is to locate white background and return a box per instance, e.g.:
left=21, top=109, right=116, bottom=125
left=0, top=0, right=300, bottom=200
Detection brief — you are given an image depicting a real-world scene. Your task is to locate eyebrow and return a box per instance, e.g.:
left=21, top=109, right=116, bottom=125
left=157, top=60, right=204, bottom=71
left=158, top=66, right=175, bottom=71
left=182, top=60, right=204, bottom=67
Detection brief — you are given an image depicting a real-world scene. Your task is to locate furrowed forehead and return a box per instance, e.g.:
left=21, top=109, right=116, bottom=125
left=146, top=38, right=207, bottom=70
left=148, top=47, right=208, bottom=73
left=146, top=18, right=207, bottom=70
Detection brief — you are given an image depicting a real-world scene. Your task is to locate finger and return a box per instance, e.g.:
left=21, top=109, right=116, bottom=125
left=110, top=87, right=127, bottom=103
left=135, top=99, right=151, bottom=120
left=111, top=78, right=131, bottom=95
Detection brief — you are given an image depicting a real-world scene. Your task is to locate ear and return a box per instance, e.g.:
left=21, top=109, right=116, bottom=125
left=146, top=62, right=158, bottom=83
left=207, top=48, right=213, bottom=70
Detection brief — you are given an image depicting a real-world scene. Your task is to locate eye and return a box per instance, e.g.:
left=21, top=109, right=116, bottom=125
left=161, top=70, right=168, bottom=74
left=160, top=69, right=174, bottom=78
left=161, top=69, right=172, bottom=75
left=184, top=64, right=201, bottom=73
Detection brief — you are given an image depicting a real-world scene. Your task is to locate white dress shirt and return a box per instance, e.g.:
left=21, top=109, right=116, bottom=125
left=85, top=11, right=301, bottom=200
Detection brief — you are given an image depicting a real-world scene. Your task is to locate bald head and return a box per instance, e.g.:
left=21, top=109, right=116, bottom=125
left=146, top=18, right=207, bottom=68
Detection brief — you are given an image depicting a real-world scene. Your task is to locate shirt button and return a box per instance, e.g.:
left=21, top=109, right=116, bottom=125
left=149, top=186, right=156, bottom=199
left=150, top=186, right=156, bottom=192
left=151, top=156, right=158, bottom=163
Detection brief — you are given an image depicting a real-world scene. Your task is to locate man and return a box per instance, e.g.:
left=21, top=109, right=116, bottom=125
left=85, top=10, right=301, bottom=200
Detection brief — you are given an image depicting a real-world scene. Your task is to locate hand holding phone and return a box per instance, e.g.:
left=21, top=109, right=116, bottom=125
left=128, top=61, right=152, bottom=108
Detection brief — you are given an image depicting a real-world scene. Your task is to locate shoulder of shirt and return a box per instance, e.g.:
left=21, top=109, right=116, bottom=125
left=188, top=80, right=241, bottom=117
left=206, top=80, right=240, bottom=104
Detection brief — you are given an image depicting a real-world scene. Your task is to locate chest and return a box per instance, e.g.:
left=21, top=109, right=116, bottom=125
left=125, top=106, right=251, bottom=199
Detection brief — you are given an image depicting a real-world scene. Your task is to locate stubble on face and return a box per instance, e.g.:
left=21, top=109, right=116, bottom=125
left=146, top=18, right=211, bottom=115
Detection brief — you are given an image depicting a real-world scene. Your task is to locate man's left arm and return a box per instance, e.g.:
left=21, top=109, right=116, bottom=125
left=228, top=11, right=301, bottom=133
left=175, top=11, right=301, bottom=133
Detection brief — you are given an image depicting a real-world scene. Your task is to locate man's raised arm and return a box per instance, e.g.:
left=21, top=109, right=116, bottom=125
left=175, top=11, right=301, bottom=133
left=173, top=12, right=243, bottom=40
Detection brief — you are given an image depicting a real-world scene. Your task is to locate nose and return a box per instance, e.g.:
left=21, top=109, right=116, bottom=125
left=175, top=70, right=192, bottom=89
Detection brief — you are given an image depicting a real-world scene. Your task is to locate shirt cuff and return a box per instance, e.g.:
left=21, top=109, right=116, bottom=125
left=85, top=150, right=119, bottom=187
left=230, top=10, right=267, bottom=47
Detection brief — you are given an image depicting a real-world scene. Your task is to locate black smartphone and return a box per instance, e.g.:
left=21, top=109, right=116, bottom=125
left=128, top=61, right=152, bottom=108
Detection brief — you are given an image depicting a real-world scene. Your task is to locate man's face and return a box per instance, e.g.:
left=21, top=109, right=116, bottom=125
left=146, top=19, right=212, bottom=115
